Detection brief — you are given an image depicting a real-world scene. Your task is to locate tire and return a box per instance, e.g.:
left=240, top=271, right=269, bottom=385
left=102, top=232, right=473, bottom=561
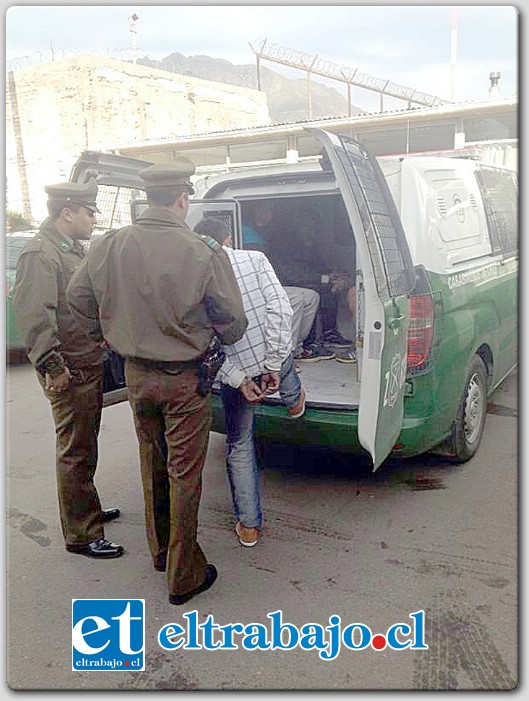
left=450, top=355, right=488, bottom=462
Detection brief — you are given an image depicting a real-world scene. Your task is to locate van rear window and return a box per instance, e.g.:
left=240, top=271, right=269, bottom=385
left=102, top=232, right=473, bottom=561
left=475, top=166, right=518, bottom=258
left=96, top=185, right=143, bottom=230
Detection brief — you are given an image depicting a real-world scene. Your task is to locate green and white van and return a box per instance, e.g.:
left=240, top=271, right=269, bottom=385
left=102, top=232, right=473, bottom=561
left=71, top=128, right=518, bottom=469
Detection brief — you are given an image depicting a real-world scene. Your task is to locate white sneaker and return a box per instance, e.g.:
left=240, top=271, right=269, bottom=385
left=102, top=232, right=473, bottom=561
left=235, top=521, right=259, bottom=547
left=335, top=349, right=357, bottom=364
left=287, top=388, right=306, bottom=419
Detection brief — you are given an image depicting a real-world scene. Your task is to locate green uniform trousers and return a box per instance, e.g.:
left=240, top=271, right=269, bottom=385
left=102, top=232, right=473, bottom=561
left=125, top=360, right=212, bottom=598
left=37, top=366, right=105, bottom=546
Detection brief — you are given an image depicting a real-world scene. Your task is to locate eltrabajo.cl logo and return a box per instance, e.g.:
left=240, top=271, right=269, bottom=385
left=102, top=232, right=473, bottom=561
left=72, top=599, right=145, bottom=671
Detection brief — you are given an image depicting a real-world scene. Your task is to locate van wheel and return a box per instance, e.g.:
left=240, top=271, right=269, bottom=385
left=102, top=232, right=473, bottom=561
left=450, top=355, right=488, bottom=462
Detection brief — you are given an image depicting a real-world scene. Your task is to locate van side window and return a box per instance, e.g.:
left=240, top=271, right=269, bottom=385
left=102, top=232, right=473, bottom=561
left=475, top=166, right=518, bottom=258
left=422, top=169, right=492, bottom=266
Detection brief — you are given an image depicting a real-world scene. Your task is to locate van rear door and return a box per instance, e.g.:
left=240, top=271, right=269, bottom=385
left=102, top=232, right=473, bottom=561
left=70, top=150, right=149, bottom=232
left=308, top=128, right=416, bottom=469
left=70, top=150, right=148, bottom=189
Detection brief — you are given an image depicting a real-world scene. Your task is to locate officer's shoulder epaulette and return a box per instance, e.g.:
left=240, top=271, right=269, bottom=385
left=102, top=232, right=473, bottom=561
left=20, top=236, right=43, bottom=254
left=196, top=234, right=222, bottom=252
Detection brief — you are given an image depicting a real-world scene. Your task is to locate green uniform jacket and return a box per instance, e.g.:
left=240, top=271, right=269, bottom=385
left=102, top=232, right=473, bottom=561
left=12, top=219, right=102, bottom=375
left=66, top=205, right=248, bottom=361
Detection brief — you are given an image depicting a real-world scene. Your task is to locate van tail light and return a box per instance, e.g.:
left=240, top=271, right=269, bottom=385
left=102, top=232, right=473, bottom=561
left=407, top=294, right=435, bottom=372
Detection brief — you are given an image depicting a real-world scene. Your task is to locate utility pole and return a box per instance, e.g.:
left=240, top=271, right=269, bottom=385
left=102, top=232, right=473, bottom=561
left=7, top=71, right=32, bottom=222
left=450, top=7, right=458, bottom=101
left=129, top=13, right=139, bottom=64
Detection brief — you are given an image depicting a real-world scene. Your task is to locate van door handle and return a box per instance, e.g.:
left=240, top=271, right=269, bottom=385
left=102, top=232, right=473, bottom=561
left=388, top=315, right=405, bottom=329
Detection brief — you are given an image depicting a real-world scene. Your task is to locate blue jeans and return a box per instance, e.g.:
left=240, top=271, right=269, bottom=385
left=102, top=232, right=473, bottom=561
left=221, top=353, right=302, bottom=528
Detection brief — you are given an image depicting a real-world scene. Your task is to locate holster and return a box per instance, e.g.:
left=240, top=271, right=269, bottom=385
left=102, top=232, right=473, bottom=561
left=197, top=336, right=226, bottom=397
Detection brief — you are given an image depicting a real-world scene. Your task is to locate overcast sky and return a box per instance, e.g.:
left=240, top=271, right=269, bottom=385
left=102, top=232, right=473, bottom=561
left=5, top=3, right=519, bottom=109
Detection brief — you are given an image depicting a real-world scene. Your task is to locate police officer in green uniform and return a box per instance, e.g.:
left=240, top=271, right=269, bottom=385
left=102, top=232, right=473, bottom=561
left=13, top=178, right=124, bottom=559
left=67, top=158, right=248, bottom=605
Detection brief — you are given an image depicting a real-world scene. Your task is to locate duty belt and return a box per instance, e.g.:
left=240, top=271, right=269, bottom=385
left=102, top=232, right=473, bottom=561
left=127, top=356, right=199, bottom=373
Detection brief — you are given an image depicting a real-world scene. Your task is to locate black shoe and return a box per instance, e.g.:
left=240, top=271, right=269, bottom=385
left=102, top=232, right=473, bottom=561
left=66, top=538, right=124, bottom=559
left=169, top=565, right=218, bottom=605
left=297, top=343, right=335, bottom=362
left=101, top=508, right=121, bottom=523
left=154, top=551, right=168, bottom=572
left=323, top=329, right=353, bottom=348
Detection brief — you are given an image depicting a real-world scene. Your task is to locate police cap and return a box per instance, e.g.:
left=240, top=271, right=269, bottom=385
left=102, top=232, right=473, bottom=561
left=44, top=177, right=100, bottom=213
left=138, top=157, right=196, bottom=194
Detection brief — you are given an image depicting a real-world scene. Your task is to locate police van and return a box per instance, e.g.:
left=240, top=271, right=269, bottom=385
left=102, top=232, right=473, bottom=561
left=71, top=128, right=518, bottom=469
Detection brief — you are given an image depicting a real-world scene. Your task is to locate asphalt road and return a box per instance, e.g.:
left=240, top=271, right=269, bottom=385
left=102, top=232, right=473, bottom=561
left=5, top=360, right=518, bottom=692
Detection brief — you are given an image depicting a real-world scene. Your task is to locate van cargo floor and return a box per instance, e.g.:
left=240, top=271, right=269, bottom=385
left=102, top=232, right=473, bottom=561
left=267, top=356, right=360, bottom=410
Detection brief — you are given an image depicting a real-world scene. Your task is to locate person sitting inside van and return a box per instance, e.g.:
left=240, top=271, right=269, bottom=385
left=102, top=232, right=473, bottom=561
left=269, top=206, right=354, bottom=359
left=241, top=200, right=276, bottom=253
left=241, top=201, right=328, bottom=364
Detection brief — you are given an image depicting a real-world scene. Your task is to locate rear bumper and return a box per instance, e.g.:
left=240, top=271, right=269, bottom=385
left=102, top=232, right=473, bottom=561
left=211, top=393, right=365, bottom=452
left=393, top=415, right=448, bottom=458
left=211, top=393, right=447, bottom=459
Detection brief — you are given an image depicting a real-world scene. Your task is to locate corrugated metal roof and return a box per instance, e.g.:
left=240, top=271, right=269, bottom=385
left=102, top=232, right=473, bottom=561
left=110, top=96, right=517, bottom=152
left=106, top=96, right=517, bottom=172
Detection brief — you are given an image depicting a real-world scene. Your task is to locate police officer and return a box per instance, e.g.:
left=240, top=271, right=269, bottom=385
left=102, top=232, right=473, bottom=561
left=13, top=178, right=124, bottom=559
left=67, top=158, right=248, bottom=606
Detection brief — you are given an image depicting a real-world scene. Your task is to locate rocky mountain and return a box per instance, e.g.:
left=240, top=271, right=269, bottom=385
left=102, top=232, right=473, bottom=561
left=137, top=52, right=363, bottom=124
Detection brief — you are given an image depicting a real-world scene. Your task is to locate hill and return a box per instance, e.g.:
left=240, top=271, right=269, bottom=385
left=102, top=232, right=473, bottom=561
left=137, top=52, right=363, bottom=124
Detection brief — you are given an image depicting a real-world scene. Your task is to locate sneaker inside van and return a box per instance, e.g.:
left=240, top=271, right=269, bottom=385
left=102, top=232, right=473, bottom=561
left=322, top=329, right=353, bottom=347
left=296, top=343, right=336, bottom=362
left=335, top=349, right=357, bottom=364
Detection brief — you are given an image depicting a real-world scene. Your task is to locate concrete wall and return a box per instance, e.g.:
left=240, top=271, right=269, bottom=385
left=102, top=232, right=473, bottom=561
left=6, top=55, right=270, bottom=223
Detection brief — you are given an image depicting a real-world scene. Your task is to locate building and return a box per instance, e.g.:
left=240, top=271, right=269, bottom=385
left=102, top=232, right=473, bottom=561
left=6, top=55, right=270, bottom=222
left=6, top=52, right=517, bottom=224
left=109, top=97, right=518, bottom=178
